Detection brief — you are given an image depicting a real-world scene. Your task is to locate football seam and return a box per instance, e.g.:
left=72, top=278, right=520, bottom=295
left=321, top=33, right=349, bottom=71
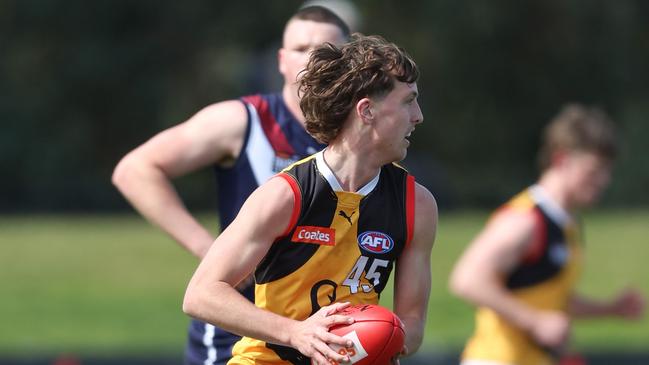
left=372, top=325, right=400, bottom=364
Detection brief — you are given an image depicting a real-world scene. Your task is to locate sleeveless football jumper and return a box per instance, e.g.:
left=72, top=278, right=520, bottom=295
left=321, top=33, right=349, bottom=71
left=185, top=93, right=325, bottom=365
left=229, top=151, right=416, bottom=365
left=461, top=185, right=583, bottom=365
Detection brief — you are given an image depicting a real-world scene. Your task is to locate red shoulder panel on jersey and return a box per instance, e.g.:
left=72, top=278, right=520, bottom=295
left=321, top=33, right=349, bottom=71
left=276, top=172, right=302, bottom=238
left=405, top=174, right=416, bottom=247
left=523, top=208, right=548, bottom=264
left=242, top=95, right=295, bottom=157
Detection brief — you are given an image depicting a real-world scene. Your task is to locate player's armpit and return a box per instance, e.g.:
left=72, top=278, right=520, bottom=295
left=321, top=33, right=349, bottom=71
left=197, top=175, right=297, bottom=288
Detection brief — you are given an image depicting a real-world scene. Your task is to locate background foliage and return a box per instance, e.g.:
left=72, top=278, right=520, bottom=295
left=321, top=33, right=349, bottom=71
left=2, top=0, right=648, bottom=212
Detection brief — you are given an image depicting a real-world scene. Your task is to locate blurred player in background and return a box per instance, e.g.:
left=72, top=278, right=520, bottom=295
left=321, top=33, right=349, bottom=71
left=183, top=33, right=437, bottom=365
left=112, top=6, right=350, bottom=365
left=450, top=104, right=645, bottom=365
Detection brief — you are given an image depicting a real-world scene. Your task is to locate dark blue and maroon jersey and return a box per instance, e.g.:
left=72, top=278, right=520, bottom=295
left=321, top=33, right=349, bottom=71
left=214, top=93, right=325, bottom=229
left=185, top=93, right=325, bottom=365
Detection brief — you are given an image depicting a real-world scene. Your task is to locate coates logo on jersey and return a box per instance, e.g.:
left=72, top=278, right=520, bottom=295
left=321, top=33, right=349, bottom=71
left=292, top=226, right=335, bottom=246
left=357, top=231, right=394, bottom=254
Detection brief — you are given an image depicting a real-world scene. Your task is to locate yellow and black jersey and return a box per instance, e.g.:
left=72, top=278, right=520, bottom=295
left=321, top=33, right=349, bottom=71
left=462, top=185, right=583, bottom=365
left=229, top=150, right=416, bottom=365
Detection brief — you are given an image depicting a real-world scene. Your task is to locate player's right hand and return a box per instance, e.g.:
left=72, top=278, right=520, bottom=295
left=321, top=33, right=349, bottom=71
left=529, top=310, right=571, bottom=349
left=288, top=302, right=355, bottom=365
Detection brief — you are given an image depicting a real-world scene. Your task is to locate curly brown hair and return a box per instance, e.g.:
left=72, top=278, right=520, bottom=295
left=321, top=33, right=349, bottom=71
left=298, top=33, right=419, bottom=144
left=538, top=103, right=618, bottom=170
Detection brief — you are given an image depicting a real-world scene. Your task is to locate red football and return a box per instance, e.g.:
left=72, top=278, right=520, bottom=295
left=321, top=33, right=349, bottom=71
left=328, top=304, right=405, bottom=365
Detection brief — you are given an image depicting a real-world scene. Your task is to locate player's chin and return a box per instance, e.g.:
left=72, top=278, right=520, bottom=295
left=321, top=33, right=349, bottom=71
left=577, top=191, right=601, bottom=208
left=397, top=149, right=408, bottom=162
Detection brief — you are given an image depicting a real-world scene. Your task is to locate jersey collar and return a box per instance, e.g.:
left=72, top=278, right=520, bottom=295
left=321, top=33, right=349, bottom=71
left=529, top=184, right=573, bottom=227
left=315, top=150, right=380, bottom=196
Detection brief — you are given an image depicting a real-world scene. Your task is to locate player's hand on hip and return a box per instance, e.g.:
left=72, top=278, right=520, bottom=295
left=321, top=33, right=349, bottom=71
left=529, top=310, right=571, bottom=349
left=289, top=302, right=355, bottom=365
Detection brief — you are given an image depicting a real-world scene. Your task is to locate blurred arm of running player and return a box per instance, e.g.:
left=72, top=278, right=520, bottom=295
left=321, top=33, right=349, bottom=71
left=569, top=288, right=645, bottom=319
left=449, top=209, right=571, bottom=349
left=112, top=101, right=247, bottom=258
left=392, top=183, right=438, bottom=357
left=183, top=175, right=354, bottom=365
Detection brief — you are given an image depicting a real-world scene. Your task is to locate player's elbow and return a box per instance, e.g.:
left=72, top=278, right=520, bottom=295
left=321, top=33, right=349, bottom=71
left=182, top=285, right=201, bottom=319
left=448, top=266, right=475, bottom=300
left=111, top=156, right=133, bottom=191
left=112, top=154, right=144, bottom=194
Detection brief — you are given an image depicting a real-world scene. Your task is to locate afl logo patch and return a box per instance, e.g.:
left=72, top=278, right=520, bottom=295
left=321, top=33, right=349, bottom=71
left=358, top=231, right=394, bottom=254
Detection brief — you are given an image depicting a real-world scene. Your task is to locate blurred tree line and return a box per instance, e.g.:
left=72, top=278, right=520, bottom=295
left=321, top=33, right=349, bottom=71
left=2, top=0, right=648, bottom=212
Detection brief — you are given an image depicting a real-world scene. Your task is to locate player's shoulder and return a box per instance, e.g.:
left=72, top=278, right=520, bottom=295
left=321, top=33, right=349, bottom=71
left=195, top=99, right=248, bottom=122
left=180, top=98, right=249, bottom=142
left=486, top=196, right=540, bottom=236
left=411, top=182, right=438, bottom=247
left=414, top=182, right=437, bottom=215
left=249, top=173, right=300, bottom=227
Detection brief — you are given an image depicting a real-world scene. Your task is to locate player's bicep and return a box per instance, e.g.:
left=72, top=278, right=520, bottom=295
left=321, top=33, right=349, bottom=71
left=137, top=100, right=248, bottom=177
left=451, top=209, right=536, bottom=292
left=470, top=209, right=537, bottom=273
left=193, top=176, right=296, bottom=287
left=394, top=184, right=437, bottom=317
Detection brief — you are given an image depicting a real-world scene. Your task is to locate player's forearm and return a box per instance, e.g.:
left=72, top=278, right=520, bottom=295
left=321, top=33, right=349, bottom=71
left=451, top=275, right=537, bottom=331
left=568, top=293, right=617, bottom=318
left=183, top=280, right=294, bottom=346
left=112, top=159, right=212, bottom=258
left=394, top=272, right=430, bottom=356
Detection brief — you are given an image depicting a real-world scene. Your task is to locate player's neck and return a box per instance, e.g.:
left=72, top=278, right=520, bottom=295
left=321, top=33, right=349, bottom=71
left=322, top=146, right=382, bottom=193
left=282, top=85, right=306, bottom=126
left=537, top=172, right=575, bottom=213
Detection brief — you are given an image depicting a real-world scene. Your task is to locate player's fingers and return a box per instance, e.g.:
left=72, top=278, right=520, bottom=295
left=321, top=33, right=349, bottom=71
left=321, top=331, right=353, bottom=348
left=322, top=301, right=350, bottom=315
left=309, top=349, right=331, bottom=365
left=400, top=344, right=409, bottom=356
left=313, top=341, right=349, bottom=364
left=324, top=314, right=354, bottom=328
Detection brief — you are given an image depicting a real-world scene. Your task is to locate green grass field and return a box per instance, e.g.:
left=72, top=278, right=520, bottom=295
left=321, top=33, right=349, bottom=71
left=1, top=210, right=648, bottom=357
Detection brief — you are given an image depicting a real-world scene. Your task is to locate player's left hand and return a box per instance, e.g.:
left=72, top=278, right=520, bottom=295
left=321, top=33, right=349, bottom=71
left=289, top=302, right=354, bottom=365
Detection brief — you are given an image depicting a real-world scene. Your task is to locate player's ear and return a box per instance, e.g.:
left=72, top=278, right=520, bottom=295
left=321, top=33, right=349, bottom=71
left=278, top=48, right=287, bottom=75
left=551, top=149, right=569, bottom=168
left=357, top=98, right=374, bottom=124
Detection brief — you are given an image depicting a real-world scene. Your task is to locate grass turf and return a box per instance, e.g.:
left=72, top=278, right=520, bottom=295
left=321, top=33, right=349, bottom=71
left=1, top=210, right=647, bottom=356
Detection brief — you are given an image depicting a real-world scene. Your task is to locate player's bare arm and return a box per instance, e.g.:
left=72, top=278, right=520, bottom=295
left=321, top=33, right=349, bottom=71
left=183, top=175, right=353, bottom=365
left=449, top=208, right=570, bottom=348
left=393, top=183, right=437, bottom=356
left=112, top=100, right=248, bottom=258
left=569, top=289, right=645, bottom=319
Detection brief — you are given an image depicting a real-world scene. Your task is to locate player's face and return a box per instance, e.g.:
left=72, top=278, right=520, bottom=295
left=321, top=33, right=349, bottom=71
left=372, top=81, right=423, bottom=162
left=279, top=19, right=347, bottom=89
left=562, top=151, right=612, bottom=208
